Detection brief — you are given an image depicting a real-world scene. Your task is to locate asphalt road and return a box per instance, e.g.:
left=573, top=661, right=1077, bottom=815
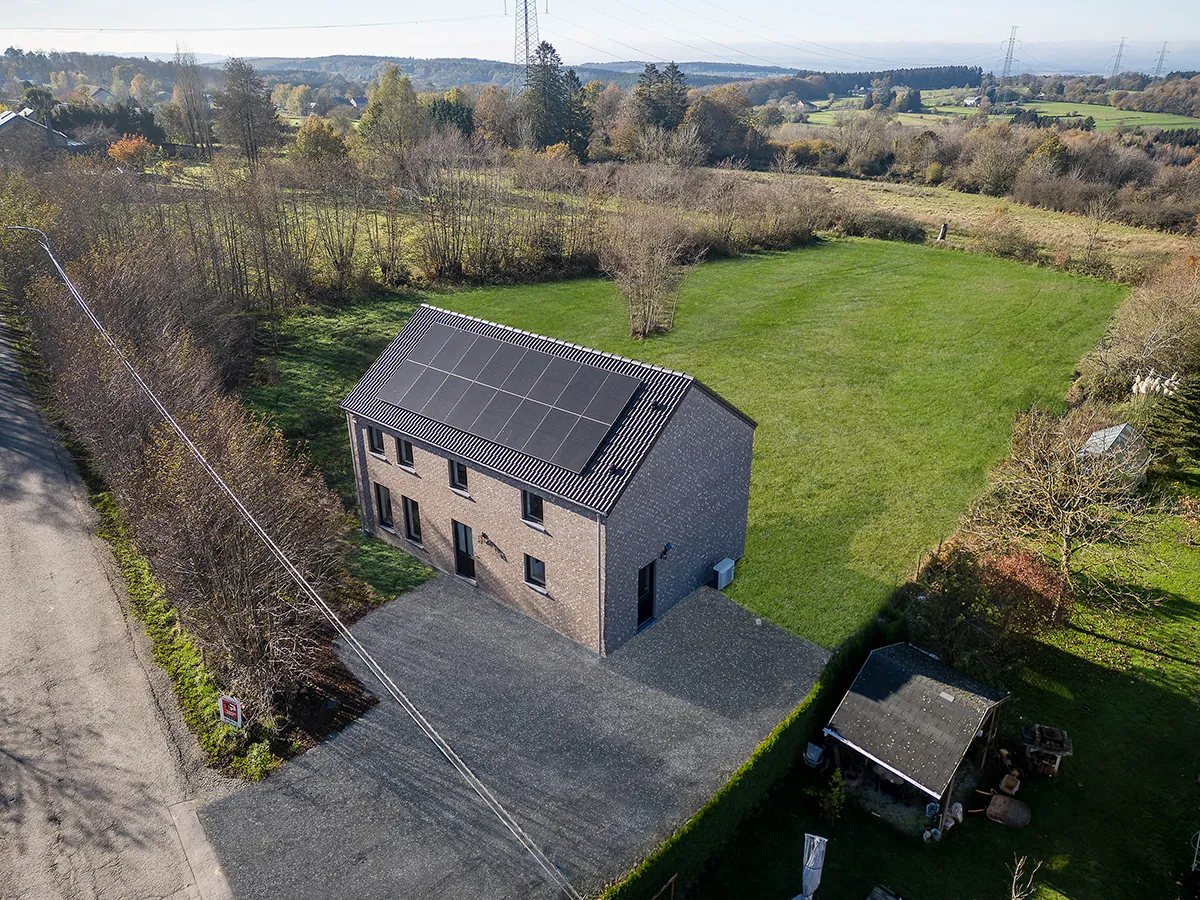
left=0, top=323, right=227, bottom=900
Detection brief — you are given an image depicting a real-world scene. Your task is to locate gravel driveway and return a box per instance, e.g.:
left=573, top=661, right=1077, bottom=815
left=200, top=576, right=829, bottom=899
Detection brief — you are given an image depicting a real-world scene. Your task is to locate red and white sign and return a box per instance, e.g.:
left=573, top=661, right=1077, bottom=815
left=218, top=694, right=243, bottom=728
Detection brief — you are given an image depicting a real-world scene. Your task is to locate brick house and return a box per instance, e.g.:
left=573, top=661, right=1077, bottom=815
left=343, top=305, right=756, bottom=654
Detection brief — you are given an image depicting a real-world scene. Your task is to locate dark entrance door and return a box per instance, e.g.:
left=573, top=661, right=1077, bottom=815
left=637, top=561, right=655, bottom=628
left=452, top=520, right=475, bottom=579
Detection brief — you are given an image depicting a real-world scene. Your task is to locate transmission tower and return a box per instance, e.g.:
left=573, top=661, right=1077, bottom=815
left=1001, top=26, right=1018, bottom=80
left=1154, top=41, right=1169, bottom=77
left=1110, top=37, right=1126, bottom=77
left=514, top=0, right=540, bottom=90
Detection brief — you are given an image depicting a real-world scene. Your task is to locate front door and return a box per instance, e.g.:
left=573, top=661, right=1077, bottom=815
left=637, top=561, right=655, bottom=628
left=453, top=520, right=475, bottom=580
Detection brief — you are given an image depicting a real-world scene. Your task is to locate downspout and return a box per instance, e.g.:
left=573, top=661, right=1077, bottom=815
left=596, top=512, right=604, bottom=659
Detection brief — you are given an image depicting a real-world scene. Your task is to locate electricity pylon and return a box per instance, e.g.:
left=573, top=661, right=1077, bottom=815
left=514, top=0, right=540, bottom=91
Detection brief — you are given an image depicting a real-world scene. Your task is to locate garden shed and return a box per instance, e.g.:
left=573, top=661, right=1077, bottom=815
left=823, top=643, right=1008, bottom=835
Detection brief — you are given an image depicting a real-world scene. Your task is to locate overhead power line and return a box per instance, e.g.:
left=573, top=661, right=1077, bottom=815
left=6, top=226, right=582, bottom=900
left=542, top=13, right=669, bottom=63
left=604, top=0, right=791, bottom=70
left=1001, top=26, right=1018, bottom=79
left=1110, top=37, right=1127, bottom=77
left=1154, top=41, right=1168, bottom=77
left=7, top=13, right=509, bottom=34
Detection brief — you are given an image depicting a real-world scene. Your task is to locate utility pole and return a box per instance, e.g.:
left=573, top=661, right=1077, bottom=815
left=1001, top=25, right=1018, bottom=80
left=1153, top=41, right=1169, bottom=77
left=514, top=0, right=540, bottom=91
left=1110, top=37, right=1126, bottom=78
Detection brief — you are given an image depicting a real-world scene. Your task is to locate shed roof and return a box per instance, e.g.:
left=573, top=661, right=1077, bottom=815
left=342, top=304, right=753, bottom=515
left=1081, top=422, right=1137, bottom=456
left=825, top=643, right=1007, bottom=799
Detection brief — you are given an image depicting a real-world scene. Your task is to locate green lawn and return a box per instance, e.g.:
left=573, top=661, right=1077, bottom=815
left=1018, top=100, right=1199, bottom=131
left=694, top=474, right=1200, bottom=900
left=245, top=238, right=1124, bottom=648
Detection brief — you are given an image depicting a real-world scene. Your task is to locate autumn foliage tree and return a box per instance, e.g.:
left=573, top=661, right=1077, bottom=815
left=108, top=133, right=153, bottom=169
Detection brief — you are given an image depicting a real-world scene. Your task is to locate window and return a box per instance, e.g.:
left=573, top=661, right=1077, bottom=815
left=452, top=520, right=475, bottom=579
left=367, top=425, right=386, bottom=456
left=637, top=561, right=656, bottom=627
left=397, top=437, right=415, bottom=469
left=402, top=496, right=422, bottom=543
left=374, top=482, right=393, bottom=529
left=524, top=554, right=546, bottom=590
left=521, top=490, right=544, bottom=525
left=449, top=459, right=469, bottom=492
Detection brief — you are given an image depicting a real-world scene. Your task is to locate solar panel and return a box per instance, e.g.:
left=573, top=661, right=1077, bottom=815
left=497, top=398, right=550, bottom=449
left=522, top=407, right=576, bottom=460
left=470, top=390, right=522, bottom=440
left=477, top=342, right=525, bottom=387
left=375, top=323, right=644, bottom=473
left=551, top=417, right=613, bottom=472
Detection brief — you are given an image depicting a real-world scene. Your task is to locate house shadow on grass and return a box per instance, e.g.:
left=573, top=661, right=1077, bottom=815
left=690, top=634, right=1200, bottom=900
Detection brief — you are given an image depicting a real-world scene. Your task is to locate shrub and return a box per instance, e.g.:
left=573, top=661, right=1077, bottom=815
left=832, top=207, right=927, bottom=243
left=925, top=161, right=944, bottom=184
left=108, top=133, right=153, bottom=169
left=971, top=207, right=1040, bottom=262
left=819, top=768, right=847, bottom=825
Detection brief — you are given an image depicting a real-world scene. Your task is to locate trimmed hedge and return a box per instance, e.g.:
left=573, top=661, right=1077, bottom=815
left=601, top=616, right=904, bottom=900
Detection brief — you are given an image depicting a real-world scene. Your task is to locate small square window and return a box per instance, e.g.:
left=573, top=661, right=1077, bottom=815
left=521, top=490, right=544, bottom=525
left=449, top=459, right=469, bottom=492
left=524, top=554, right=546, bottom=589
left=367, top=426, right=386, bottom=456
left=374, top=482, right=393, bottom=529
left=402, top=496, right=422, bottom=543
left=398, top=438, right=415, bottom=468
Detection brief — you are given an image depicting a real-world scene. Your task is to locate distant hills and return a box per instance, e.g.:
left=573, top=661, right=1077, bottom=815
left=223, top=56, right=796, bottom=90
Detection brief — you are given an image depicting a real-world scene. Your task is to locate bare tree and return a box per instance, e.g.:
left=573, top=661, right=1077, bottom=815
left=1009, top=855, right=1042, bottom=900
left=601, top=204, right=702, bottom=339
left=965, top=406, right=1149, bottom=605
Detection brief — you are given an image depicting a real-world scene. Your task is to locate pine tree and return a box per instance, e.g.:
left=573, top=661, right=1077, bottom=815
left=1146, top=378, right=1200, bottom=467
left=660, top=62, right=689, bottom=130
left=522, top=42, right=570, bottom=148
left=562, top=68, right=590, bottom=160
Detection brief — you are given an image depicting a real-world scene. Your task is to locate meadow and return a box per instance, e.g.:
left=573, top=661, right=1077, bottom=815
left=1018, top=100, right=1200, bottom=131
left=244, top=237, right=1124, bottom=647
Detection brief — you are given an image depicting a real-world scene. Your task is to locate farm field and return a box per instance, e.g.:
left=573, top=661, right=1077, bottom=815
left=783, top=173, right=1193, bottom=269
left=695, top=480, right=1200, bottom=900
left=244, top=238, right=1124, bottom=647
left=1018, top=100, right=1200, bottom=131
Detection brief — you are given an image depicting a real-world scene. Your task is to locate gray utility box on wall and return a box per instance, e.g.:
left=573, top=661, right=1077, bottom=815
left=713, top=557, right=736, bottom=590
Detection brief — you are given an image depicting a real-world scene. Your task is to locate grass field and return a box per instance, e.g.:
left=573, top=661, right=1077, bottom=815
left=244, top=238, right=1124, bottom=647
left=796, top=96, right=1199, bottom=132
left=1019, top=100, right=1200, bottom=131
left=694, top=474, right=1200, bottom=900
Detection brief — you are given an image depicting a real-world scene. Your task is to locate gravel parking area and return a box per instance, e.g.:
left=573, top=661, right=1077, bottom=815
left=199, top=577, right=829, bottom=899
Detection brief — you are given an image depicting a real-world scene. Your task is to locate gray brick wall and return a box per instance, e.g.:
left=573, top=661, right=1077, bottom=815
left=350, top=416, right=604, bottom=650
left=601, top=386, right=754, bottom=652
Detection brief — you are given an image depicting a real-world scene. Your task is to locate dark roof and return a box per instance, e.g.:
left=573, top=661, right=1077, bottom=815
left=0, top=110, right=88, bottom=150
left=343, top=304, right=753, bottom=515
left=825, top=643, right=1008, bottom=798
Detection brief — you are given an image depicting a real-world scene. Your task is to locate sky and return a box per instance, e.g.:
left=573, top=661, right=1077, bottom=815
left=3, top=0, right=1198, bottom=72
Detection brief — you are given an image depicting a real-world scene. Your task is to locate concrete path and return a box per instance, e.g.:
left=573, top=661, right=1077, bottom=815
left=0, top=322, right=231, bottom=900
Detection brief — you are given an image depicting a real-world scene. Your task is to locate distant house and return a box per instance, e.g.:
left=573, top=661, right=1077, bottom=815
left=0, top=109, right=88, bottom=160
left=1080, top=422, right=1150, bottom=482
left=86, top=85, right=116, bottom=106
left=349, top=96, right=369, bottom=109
left=823, top=643, right=1007, bottom=835
left=964, top=96, right=983, bottom=107
left=343, top=305, right=756, bottom=654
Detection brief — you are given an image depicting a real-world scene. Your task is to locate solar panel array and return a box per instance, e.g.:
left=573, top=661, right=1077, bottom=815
left=375, top=323, right=642, bottom=473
